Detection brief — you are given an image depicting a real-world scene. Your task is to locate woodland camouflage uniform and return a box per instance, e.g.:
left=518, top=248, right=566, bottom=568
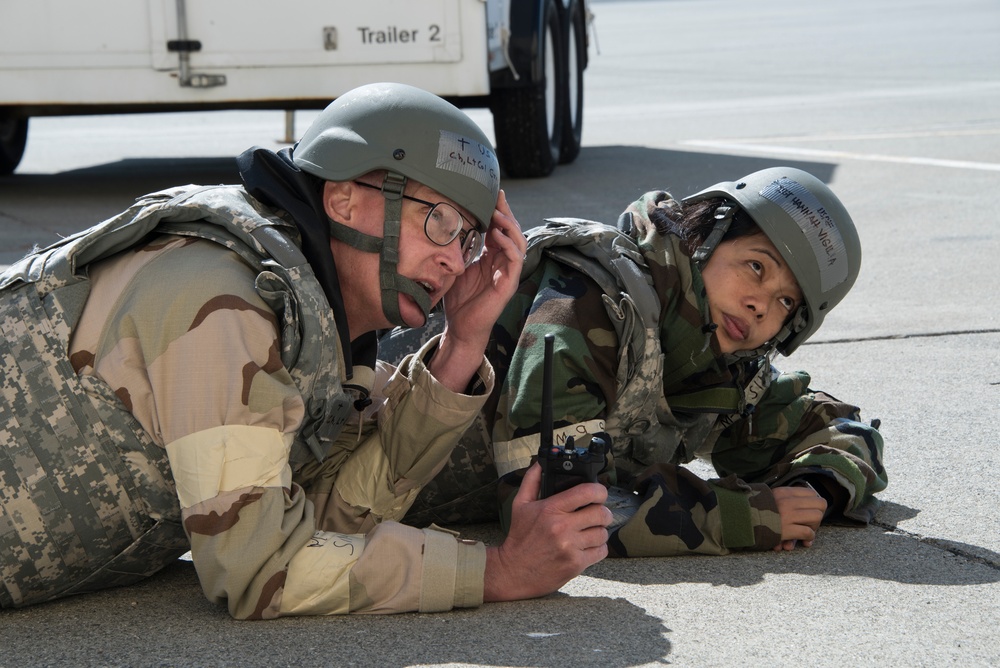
left=394, top=189, right=886, bottom=556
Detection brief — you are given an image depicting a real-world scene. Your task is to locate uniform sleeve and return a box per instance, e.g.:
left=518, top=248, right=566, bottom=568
left=607, top=466, right=782, bottom=557
left=168, top=425, right=486, bottom=618
left=82, top=239, right=487, bottom=618
left=710, top=369, right=888, bottom=523
left=279, top=338, right=495, bottom=617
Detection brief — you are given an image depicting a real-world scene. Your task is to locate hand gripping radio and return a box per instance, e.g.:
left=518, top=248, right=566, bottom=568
left=537, top=333, right=606, bottom=498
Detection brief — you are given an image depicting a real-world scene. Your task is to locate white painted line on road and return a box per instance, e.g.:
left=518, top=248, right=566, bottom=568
left=587, top=82, right=1000, bottom=120
left=681, top=140, right=1000, bottom=172
left=699, top=128, right=1000, bottom=143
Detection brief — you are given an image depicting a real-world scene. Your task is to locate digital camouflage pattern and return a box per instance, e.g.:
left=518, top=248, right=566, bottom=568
left=1, top=185, right=489, bottom=615
left=386, top=190, right=886, bottom=556
left=401, top=412, right=501, bottom=526
left=0, top=278, right=188, bottom=608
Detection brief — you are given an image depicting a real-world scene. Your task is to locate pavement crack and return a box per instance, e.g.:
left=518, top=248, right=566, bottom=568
left=809, top=328, right=1000, bottom=345
left=873, top=520, right=1000, bottom=570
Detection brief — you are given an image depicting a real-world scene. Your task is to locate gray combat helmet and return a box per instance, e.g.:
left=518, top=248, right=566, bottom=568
left=684, top=167, right=862, bottom=355
left=292, top=82, right=501, bottom=327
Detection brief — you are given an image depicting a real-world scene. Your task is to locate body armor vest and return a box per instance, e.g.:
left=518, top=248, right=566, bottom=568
left=524, top=219, right=688, bottom=476
left=0, top=185, right=349, bottom=606
left=526, top=219, right=763, bottom=480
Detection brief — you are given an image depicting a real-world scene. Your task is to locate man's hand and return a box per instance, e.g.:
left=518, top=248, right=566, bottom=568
left=483, top=463, right=611, bottom=602
left=443, top=190, right=526, bottom=339
left=772, top=485, right=827, bottom=552
left=429, top=190, right=527, bottom=393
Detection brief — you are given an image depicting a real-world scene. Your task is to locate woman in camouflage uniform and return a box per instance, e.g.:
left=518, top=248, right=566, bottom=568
left=397, top=166, right=886, bottom=557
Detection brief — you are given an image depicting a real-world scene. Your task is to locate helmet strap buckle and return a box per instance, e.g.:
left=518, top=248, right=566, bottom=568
left=692, top=204, right=736, bottom=267
left=773, top=306, right=808, bottom=354
left=379, top=172, right=407, bottom=200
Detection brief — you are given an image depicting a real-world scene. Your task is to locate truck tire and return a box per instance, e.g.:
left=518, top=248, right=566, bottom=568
left=0, top=116, right=28, bottom=175
left=559, top=0, right=587, bottom=164
left=492, top=0, right=565, bottom=178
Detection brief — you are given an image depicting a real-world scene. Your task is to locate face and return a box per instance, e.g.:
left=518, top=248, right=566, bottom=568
left=393, top=182, right=478, bottom=327
left=329, top=179, right=479, bottom=334
left=699, top=232, right=803, bottom=354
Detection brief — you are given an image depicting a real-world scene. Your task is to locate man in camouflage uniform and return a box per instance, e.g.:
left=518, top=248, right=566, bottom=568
left=0, top=83, right=613, bottom=617
left=392, top=166, right=886, bottom=556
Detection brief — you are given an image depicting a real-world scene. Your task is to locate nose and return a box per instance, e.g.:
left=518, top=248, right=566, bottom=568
left=436, top=242, right=466, bottom=275
left=746, top=283, right=789, bottom=320
left=745, top=293, right=767, bottom=320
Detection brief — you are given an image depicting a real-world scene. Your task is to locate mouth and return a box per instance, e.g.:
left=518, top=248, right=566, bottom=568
left=722, top=314, right=749, bottom=342
left=410, top=280, right=445, bottom=312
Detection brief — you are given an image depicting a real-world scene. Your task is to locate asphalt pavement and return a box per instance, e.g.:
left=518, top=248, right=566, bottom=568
left=1, top=0, right=999, bottom=666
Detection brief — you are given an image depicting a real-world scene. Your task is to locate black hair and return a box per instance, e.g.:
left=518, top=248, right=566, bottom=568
left=649, top=195, right=763, bottom=257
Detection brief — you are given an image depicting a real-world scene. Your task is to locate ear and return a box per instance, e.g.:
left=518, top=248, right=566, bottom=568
left=322, top=180, right=355, bottom=222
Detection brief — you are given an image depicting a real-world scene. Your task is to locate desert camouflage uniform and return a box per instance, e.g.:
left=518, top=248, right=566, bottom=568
left=0, top=185, right=489, bottom=616
left=391, top=191, right=886, bottom=556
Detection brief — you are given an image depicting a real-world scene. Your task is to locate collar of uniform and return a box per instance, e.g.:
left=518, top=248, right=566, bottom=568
left=238, top=146, right=357, bottom=379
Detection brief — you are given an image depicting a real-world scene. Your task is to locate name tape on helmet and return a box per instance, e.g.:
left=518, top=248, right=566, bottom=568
left=435, top=130, right=499, bottom=197
left=760, top=177, right=848, bottom=292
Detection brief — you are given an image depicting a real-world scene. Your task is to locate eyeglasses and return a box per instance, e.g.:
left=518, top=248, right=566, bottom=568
left=354, top=181, right=485, bottom=267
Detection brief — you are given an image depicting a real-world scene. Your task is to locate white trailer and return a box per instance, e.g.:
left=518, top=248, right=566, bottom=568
left=0, top=0, right=591, bottom=177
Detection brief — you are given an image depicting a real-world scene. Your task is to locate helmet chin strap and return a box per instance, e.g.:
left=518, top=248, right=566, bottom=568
left=692, top=203, right=736, bottom=267
left=773, top=305, right=808, bottom=354
left=326, top=172, right=432, bottom=328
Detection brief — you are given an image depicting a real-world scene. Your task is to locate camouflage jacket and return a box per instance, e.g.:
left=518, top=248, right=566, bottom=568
left=1, top=185, right=489, bottom=615
left=489, top=192, right=886, bottom=556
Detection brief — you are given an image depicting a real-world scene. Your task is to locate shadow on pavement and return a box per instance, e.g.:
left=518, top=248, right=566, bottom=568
left=0, top=558, right=671, bottom=667
left=585, top=503, right=1000, bottom=589
left=0, top=157, right=242, bottom=265
left=0, top=146, right=839, bottom=272
left=502, top=145, right=838, bottom=229
left=0, top=145, right=837, bottom=234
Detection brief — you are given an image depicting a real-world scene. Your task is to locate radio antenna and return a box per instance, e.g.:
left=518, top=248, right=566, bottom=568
left=540, top=333, right=554, bottom=452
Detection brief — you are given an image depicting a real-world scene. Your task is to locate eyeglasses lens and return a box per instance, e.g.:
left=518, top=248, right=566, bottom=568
left=424, top=203, right=483, bottom=266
